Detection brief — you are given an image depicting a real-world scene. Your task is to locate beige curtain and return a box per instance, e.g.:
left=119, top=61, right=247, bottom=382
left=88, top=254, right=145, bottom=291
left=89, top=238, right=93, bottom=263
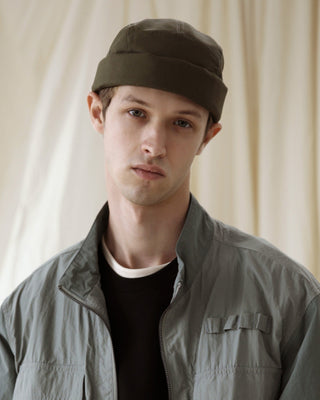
left=0, top=0, right=319, bottom=303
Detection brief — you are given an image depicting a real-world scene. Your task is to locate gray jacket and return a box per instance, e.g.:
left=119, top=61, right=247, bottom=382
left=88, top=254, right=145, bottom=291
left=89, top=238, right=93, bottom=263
left=1, top=195, right=320, bottom=399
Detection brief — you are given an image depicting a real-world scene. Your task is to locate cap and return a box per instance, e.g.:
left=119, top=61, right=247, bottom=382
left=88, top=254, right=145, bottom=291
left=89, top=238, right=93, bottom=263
left=92, top=19, right=227, bottom=122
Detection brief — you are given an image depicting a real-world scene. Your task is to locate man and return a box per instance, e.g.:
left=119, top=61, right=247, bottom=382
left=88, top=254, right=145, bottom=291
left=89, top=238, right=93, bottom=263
left=0, top=18, right=319, bottom=400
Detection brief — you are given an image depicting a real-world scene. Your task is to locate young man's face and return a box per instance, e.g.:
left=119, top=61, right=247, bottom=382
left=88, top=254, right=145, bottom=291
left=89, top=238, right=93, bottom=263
left=89, top=85, right=221, bottom=207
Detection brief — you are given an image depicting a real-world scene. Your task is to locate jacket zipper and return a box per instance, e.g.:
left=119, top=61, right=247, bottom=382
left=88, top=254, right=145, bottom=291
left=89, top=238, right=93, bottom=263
left=59, top=287, right=118, bottom=400
left=159, top=280, right=183, bottom=400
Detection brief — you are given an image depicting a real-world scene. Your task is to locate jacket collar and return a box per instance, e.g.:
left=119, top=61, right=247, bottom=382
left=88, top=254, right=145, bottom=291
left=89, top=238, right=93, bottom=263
left=59, top=194, right=214, bottom=306
left=58, top=202, right=110, bottom=324
left=175, top=194, right=215, bottom=290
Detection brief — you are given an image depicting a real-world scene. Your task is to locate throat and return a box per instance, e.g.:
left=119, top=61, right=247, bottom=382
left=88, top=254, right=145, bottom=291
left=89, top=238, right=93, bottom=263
left=105, top=204, right=186, bottom=270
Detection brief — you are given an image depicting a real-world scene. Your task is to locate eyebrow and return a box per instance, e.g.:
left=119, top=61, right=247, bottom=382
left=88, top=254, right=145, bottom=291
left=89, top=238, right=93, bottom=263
left=121, top=94, right=203, bottom=120
left=175, top=110, right=202, bottom=120
left=121, top=95, right=151, bottom=107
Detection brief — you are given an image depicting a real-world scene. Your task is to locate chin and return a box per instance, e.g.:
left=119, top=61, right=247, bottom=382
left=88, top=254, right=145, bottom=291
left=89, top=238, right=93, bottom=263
left=122, top=188, right=170, bottom=207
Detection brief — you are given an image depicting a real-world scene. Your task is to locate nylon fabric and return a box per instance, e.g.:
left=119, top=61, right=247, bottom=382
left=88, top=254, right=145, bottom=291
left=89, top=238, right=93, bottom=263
left=0, top=0, right=319, bottom=305
left=1, top=196, right=320, bottom=399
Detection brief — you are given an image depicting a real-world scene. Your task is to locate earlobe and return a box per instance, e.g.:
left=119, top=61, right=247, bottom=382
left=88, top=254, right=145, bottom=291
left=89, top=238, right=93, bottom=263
left=196, top=123, right=222, bottom=155
left=87, top=91, right=104, bottom=134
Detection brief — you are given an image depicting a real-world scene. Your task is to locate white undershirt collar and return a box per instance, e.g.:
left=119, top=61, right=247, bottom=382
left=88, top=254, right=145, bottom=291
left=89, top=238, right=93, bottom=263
left=101, top=236, right=171, bottom=279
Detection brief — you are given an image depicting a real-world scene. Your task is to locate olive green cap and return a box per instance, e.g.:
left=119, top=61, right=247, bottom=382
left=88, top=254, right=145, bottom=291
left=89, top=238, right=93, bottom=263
left=92, top=19, right=228, bottom=122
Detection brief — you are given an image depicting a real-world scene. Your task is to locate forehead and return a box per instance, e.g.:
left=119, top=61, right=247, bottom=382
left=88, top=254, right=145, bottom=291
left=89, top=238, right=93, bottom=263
left=113, top=85, right=209, bottom=118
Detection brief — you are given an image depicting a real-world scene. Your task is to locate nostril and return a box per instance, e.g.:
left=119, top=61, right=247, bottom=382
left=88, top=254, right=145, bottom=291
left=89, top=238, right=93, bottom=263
left=142, top=144, right=152, bottom=153
left=141, top=141, right=166, bottom=158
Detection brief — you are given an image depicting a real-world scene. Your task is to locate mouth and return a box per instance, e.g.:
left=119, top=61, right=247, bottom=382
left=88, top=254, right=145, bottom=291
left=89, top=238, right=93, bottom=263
left=132, top=164, right=166, bottom=180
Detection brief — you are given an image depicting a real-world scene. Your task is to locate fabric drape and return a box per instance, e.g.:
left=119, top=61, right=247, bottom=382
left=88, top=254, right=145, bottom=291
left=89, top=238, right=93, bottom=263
left=0, top=0, right=319, bottom=303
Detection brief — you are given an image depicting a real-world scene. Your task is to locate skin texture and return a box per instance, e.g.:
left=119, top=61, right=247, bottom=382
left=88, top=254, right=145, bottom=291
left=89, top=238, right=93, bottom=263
left=87, top=85, right=221, bottom=269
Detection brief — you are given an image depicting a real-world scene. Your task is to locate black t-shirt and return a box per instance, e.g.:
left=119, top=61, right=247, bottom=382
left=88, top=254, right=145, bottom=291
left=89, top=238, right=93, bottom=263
left=98, top=245, right=178, bottom=400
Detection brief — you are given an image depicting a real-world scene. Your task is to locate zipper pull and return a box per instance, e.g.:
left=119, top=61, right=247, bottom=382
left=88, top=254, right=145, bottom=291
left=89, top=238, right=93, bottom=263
left=172, top=280, right=183, bottom=300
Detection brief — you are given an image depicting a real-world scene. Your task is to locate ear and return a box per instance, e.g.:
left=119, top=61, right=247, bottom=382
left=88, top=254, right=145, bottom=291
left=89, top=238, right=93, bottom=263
left=87, top=91, right=104, bottom=134
left=196, top=123, right=222, bottom=155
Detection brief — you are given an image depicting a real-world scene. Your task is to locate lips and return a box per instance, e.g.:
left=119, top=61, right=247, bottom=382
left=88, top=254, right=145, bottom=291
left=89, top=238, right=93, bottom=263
left=132, top=164, right=166, bottom=179
left=133, top=164, right=165, bottom=176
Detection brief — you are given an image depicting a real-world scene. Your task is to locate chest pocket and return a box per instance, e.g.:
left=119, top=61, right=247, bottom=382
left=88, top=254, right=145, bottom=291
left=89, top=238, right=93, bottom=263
left=194, top=313, right=281, bottom=400
left=13, top=363, right=85, bottom=400
left=206, top=312, right=271, bottom=334
left=201, top=312, right=274, bottom=365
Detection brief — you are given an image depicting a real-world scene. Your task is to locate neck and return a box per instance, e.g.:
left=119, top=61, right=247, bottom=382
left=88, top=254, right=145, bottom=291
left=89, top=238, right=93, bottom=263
left=105, top=191, right=190, bottom=269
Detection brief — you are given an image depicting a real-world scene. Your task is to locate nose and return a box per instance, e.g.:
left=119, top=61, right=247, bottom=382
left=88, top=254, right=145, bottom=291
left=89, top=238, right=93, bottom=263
left=141, top=124, right=167, bottom=159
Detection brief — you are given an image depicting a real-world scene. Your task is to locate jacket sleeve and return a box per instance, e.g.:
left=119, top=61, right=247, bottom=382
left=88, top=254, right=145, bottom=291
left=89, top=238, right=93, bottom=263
left=279, top=294, right=320, bottom=399
left=0, top=305, right=16, bottom=399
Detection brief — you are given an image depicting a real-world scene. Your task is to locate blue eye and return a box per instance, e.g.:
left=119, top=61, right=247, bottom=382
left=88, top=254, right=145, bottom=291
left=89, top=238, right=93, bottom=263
left=129, top=109, right=145, bottom=118
left=174, top=119, right=191, bottom=128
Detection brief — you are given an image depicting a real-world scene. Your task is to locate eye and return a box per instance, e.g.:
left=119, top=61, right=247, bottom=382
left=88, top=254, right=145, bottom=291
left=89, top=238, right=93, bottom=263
left=129, top=109, right=145, bottom=118
left=174, top=119, right=192, bottom=128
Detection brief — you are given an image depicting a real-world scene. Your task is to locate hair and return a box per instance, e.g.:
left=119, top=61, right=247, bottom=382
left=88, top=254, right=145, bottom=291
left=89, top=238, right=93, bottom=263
left=98, top=86, right=216, bottom=133
left=98, top=87, right=116, bottom=119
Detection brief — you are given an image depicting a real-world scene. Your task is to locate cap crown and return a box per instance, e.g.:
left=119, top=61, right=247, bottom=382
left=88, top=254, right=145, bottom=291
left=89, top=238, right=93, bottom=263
left=92, top=19, right=227, bottom=121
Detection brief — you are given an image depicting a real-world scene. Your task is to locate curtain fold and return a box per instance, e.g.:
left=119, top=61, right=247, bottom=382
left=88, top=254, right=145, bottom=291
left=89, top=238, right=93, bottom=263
left=1, top=0, right=319, bottom=302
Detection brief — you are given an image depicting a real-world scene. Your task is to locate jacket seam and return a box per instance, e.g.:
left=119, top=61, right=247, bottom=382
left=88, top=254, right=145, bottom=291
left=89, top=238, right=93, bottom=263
left=281, top=293, right=320, bottom=356
left=19, top=361, right=84, bottom=369
left=212, top=235, right=291, bottom=265
left=49, top=243, right=83, bottom=265
left=212, top=235, right=320, bottom=345
left=212, top=236, right=320, bottom=296
left=1, top=302, right=15, bottom=355
left=0, top=245, right=84, bottom=353
left=195, top=364, right=282, bottom=378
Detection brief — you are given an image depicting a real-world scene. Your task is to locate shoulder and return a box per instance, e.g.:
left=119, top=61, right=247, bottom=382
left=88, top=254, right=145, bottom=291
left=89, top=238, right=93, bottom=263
left=1, top=241, right=83, bottom=315
left=211, top=217, right=319, bottom=294
left=209, top=217, right=319, bottom=332
left=185, top=196, right=320, bottom=300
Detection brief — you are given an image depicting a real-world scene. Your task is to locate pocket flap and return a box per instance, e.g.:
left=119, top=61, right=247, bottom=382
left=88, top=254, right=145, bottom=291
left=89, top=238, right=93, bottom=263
left=206, top=313, right=271, bottom=334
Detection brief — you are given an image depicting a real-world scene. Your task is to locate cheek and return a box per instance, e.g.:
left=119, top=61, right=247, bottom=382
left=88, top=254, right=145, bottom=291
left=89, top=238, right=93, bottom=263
left=103, top=133, right=135, bottom=173
left=103, top=135, right=119, bottom=170
left=103, top=129, right=122, bottom=155
left=171, top=140, right=201, bottom=168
